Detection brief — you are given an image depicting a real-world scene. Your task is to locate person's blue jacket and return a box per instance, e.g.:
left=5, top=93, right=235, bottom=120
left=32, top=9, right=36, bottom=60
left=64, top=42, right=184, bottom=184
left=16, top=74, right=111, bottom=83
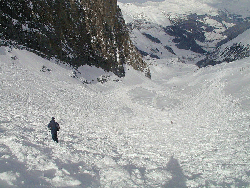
left=48, top=118, right=60, bottom=133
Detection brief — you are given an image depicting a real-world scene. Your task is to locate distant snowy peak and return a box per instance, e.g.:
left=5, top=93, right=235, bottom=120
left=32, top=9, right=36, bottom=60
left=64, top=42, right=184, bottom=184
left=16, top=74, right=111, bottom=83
left=118, top=0, right=218, bottom=26
left=221, top=29, right=250, bottom=48
left=118, top=0, right=250, bottom=24
left=118, top=0, right=250, bottom=65
left=207, top=0, right=250, bottom=18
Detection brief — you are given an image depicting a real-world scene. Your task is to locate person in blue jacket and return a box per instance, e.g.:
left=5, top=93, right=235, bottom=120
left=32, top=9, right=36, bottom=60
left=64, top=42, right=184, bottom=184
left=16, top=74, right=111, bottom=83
left=48, top=117, right=60, bottom=143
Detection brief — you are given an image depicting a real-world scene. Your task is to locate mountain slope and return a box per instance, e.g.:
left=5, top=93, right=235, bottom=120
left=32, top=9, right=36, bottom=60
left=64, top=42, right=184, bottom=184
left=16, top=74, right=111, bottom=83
left=118, top=0, right=250, bottom=65
left=0, top=0, right=150, bottom=77
left=0, top=44, right=250, bottom=187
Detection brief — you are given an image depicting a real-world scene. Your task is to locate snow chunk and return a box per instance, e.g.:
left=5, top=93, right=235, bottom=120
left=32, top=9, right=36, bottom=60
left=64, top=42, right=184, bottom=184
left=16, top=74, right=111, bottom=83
left=0, top=171, right=19, bottom=186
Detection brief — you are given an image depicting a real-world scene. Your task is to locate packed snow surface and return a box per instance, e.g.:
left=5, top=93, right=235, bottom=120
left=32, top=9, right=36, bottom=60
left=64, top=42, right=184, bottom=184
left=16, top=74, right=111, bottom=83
left=0, top=46, right=250, bottom=187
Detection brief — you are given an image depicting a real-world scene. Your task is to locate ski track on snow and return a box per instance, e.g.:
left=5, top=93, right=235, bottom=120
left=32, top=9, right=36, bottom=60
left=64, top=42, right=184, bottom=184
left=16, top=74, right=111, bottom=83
left=0, top=47, right=250, bottom=187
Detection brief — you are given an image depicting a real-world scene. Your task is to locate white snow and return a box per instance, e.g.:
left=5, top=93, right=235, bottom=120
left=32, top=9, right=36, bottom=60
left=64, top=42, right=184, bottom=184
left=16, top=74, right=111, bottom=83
left=118, top=0, right=250, bottom=64
left=202, top=16, right=228, bottom=44
left=0, top=43, right=250, bottom=187
left=118, top=0, right=218, bottom=26
left=118, top=0, right=250, bottom=20
left=1, top=0, right=250, bottom=186
left=221, top=29, right=250, bottom=49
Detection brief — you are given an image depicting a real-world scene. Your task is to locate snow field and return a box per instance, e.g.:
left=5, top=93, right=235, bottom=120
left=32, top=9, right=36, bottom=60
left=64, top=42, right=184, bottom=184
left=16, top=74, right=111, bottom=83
left=118, top=0, right=250, bottom=64
left=0, top=46, right=250, bottom=187
left=118, top=0, right=217, bottom=26
left=118, top=0, right=250, bottom=23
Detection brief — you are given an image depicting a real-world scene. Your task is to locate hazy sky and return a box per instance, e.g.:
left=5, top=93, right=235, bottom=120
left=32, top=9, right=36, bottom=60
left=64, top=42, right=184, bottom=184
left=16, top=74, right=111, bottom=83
left=118, top=0, right=164, bottom=3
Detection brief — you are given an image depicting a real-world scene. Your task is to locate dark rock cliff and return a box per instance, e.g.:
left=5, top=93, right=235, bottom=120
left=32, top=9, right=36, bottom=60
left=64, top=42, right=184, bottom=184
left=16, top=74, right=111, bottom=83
left=0, top=0, right=150, bottom=78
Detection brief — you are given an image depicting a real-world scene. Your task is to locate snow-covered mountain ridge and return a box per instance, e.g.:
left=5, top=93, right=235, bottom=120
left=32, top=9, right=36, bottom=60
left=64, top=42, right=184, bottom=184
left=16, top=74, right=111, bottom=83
left=1, top=42, right=250, bottom=187
left=1, top=0, right=250, bottom=187
left=118, top=0, right=250, bottom=65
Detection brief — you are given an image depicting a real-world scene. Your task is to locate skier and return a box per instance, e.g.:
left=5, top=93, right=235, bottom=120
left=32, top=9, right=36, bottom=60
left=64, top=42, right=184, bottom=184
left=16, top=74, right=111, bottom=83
left=48, top=117, right=60, bottom=143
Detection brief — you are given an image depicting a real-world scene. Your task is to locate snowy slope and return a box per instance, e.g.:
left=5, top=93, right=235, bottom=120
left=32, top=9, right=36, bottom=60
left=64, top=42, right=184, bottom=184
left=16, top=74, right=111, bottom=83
left=117, top=0, right=213, bottom=62
left=220, top=29, right=250, bottom=50
left=118, top=0, right=250, bottom=22
left=118, top=0, right=250, bottom=64
left=118, top=0, right=217, bottom=26
left=0, top=44, right=250, bottom=187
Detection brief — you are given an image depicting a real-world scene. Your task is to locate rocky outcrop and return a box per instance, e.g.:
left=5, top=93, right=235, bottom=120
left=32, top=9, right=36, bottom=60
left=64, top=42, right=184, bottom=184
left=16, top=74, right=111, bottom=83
left=0, top=0, right=150, bottom=78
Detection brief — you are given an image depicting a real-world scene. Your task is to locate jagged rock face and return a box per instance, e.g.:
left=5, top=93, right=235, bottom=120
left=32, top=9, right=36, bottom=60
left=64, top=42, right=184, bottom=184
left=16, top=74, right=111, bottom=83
left=0, top=0, right=150, bottom=77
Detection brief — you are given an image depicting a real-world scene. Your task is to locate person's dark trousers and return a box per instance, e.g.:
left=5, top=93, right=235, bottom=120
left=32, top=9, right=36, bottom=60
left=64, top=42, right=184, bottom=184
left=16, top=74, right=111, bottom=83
left=51, top=131, right=58, bottom=143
